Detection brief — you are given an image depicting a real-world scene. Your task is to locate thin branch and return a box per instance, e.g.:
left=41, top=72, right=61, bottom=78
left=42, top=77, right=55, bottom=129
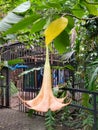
left=62, top=13, right=98, bottom=21
left=84, top=0, right=98, bottom=5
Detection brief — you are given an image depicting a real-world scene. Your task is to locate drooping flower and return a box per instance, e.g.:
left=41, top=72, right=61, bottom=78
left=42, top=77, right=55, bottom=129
left=19, top=46, right=71, bottom=112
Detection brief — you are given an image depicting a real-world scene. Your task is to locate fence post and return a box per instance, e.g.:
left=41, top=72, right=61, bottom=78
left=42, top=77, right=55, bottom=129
left=6, top=67, right=10, bottom=107
left=93, top=94, right=97, bottom=130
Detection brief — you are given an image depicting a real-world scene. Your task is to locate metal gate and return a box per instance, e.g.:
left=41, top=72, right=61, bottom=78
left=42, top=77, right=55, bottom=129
left=0, top=42, right=71, bottom=111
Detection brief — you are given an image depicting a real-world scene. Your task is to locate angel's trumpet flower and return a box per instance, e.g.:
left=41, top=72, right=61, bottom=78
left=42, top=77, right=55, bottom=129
left=18, top=46, right=71, bottom=112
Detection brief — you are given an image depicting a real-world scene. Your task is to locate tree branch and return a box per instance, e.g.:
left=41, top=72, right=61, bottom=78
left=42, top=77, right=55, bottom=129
left=84, top=0, right=98, bottom=5
left=62, top=13, right=98, bottom=21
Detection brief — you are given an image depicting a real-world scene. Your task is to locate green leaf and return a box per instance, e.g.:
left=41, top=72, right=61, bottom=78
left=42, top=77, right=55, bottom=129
left=80, top=0, right=98, bottom=15
left=31, top=18, right=46, bottom=33
left=47, top=2, right=61, bottom=9
left=64, top=65, right=75, bottom=71
left=72, top=3, right=85, bottom=18
left=65, top=16, right=74, bottom=33
left=86, top=5, right=98, bottom=16
left=5, top=14, right=41, bottom=34
left=54, top=30, right=69, bottom=54
left=8, top=58, right=24, bottom=65
left=13, top=1, right=31, bottom=13
left=89, top=60, right=98, bottom=66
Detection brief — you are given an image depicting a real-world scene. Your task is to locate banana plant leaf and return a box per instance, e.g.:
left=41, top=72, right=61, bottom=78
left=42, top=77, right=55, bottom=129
left=0, top=1, right=31, bottom=32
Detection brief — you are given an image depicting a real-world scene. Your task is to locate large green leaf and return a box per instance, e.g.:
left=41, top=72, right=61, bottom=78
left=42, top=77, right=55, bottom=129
left=31, top=18, right=46, bottom=33
left=13, top=1, right=31, bottom=13
left=0, top=1, right=31, bottom=32
left=54, top=30, right=69, bottom=54
left=0, top=13, right=23, bottom=32
left=2, top=12, right=22, bottom=24
left=5, top=14, right=41, bottom=34
left=0, top=22, right=12, bottom=32
left=85, top=5, right=98, bottom=16
left=80, top=0, right=98, bottom=16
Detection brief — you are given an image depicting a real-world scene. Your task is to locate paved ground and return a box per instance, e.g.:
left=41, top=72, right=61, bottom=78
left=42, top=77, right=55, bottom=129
left=0, top=108, right=74, bottom=130
left=0, top=109, right=46, bottom=130
left=0, top=95, right=73, bottom=130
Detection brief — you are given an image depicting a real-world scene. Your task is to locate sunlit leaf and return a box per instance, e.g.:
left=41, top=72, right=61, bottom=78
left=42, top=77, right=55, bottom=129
left=80, top=0, right=98, bottom=15
left=0, top=1, right=31, bottom=32
left=0, top=12, right=22, bottom=31
left=44, top=17, right=68, bottom=45
left=2, top=12, right=22, bottom=24
left=0, top=22, right=11, bottom=31
left=54, top=30, right=69, bottom=54
left=13, top=1, right=31, bottom=13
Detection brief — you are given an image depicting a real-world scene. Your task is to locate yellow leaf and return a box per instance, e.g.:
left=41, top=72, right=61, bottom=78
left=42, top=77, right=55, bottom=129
left=44, top=17, right=68, bottom=45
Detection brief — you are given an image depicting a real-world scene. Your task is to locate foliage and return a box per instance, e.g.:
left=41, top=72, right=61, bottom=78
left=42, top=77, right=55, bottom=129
left=0, top=0, right=97, bottom=54
left=79, top=110, right=94, bottom=130
left=56, top=107, right=94, bottom=130
left=45, top=110, right=56, bottom=130
left=0, top=1, right=98, bottom=129
left=83, top=114, right=94, bottom=130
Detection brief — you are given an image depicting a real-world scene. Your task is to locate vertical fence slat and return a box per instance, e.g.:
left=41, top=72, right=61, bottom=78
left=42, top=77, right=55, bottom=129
left=93, top=94, right=97, bottom=130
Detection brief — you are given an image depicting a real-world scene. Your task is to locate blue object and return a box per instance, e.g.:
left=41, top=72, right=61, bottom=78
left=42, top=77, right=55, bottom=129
left=8, top=64, right=28, bottom=70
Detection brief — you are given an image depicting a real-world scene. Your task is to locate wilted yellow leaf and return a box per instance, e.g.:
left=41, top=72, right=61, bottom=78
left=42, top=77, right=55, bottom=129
left=44, top=17, right=68, bottom=45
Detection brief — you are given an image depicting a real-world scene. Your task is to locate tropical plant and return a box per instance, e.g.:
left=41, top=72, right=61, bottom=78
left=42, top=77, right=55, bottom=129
left=0, top=0, right=98, bottom=129
left=0, top=0, right=97, bottom=54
